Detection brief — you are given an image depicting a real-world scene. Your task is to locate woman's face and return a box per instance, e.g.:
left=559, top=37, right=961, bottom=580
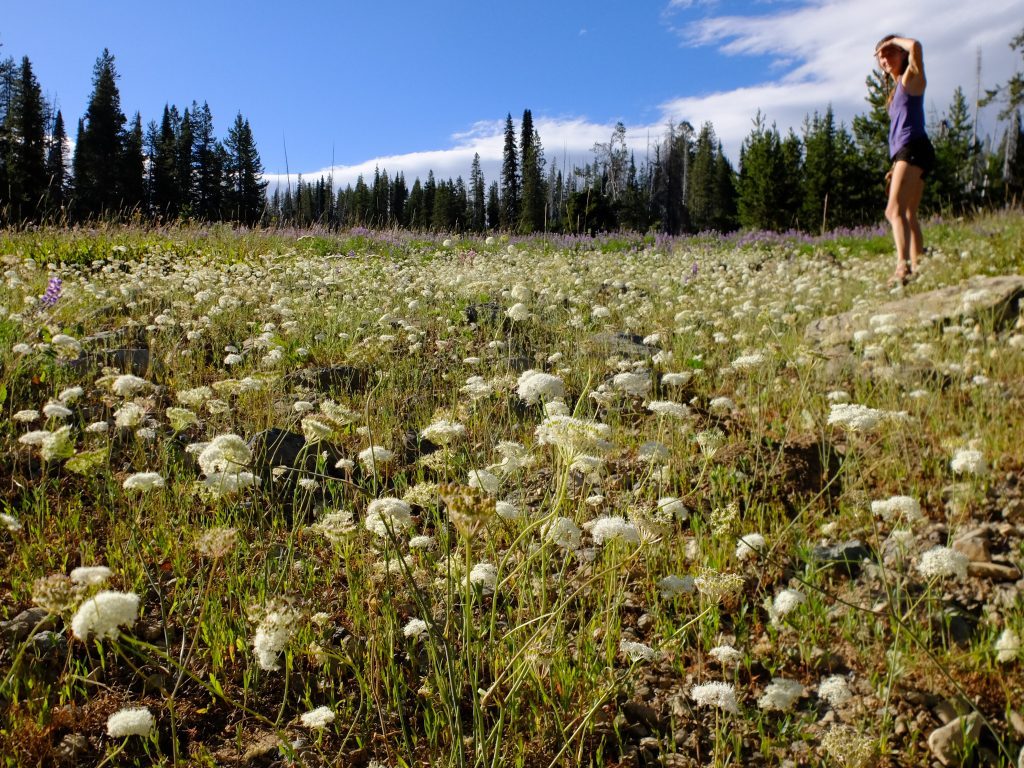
left=876, top=45, right=904, bottom=76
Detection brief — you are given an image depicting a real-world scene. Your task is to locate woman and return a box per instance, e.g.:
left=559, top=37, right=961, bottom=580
left=875, top=34, right=935, bottom=286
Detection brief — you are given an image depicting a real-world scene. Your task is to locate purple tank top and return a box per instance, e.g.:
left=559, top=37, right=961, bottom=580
left=888, top=79, right=927, bottom=158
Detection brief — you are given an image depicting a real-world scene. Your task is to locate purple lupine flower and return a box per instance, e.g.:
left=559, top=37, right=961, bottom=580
left=40, top=277, right=62, bottom=308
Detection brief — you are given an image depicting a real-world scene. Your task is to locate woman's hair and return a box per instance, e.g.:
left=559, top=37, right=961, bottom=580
left=875, top=34, right=909, bottom=106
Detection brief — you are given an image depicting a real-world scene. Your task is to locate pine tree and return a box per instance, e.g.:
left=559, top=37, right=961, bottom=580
left=4, top=56, right=47, bottom=220
left=0, top=52, right=16, bottom=211
left=712, top=143, right=738, bottom=231
left=500, top=113, right=519, bottom=229
left=191, top=102, right=222, bottom=219
left=929, top=87, right=981, bottom=214
left=800, top=107, right=837, bottom=232
left=519, top=109, right=544, bottom=232
left=72, top=49, right=127, bottom=218
left=149, top=105, right=179, bottom=218
left=45, top=110, right=68, bottom=214
left=390, top=171, right=408, bottom=227
left=406, top=178, right=423, bottom=229
left=687, top=122, right=718, bottom=232
left=737, top=113, right=802, bottom=231
left=176, top=107, right=195, bottom=216
left=422, top=171, right=436, bottom=229
left=486, top=180, right=500, bottom=230
left=117, top=112, right=145, bottom=214
left=469, top=152, right=486, bottom=231
left=223, top=112, right=267, bottom=224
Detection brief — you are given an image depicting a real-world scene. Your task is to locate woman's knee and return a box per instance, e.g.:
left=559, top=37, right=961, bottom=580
left=885, top=201, right=905, bottom=223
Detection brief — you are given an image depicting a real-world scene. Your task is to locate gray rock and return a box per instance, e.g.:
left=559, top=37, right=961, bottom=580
left=810, top=540, right=872, bottom=575
left=63, top=347, right=151, bottom=377
left=0, top=608, right=55, bottom=644
left=927, top=712, right=981, bottom=766
left=967, top=562, right=1021, bottom=581
left=284, top=365, right=369, bottom=393
left=953, top=529, right=991, bottom=562
left=586, top=331, right=653, bottom=360
left=806, top=274, right=1024, bottom=347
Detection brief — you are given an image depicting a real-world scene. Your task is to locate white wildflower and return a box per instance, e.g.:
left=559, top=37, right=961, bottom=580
left=358, top=446, right=394, bottom=475
left=13, top=409, right=40, bottom=423
left=122, top=472, right=165, bottom=492
left=106, top=707, right=155, bottom=738
left=42, top=402, right=72, bottom=420
left=661, top=371, right=692, bottom=387
left=818, top=675, right=853, bottom=707
left=421, top=419, right=466, bottom=446
left=620, top=639, right=656, bottom=663
left=59, top=386, right=85, bottom=403
left=364, top=497, right=413, bottom=538
left=647, top=400, right=689, bottom=419
left=731, top=352, right=766, bottom=370
left=300, top=706, right=335, bottom=729
left=70, top=566, right=113, bottom=586
left=542, top=517, right=582, bottom=549
left=612, top=372, right=651, bottom=396
left=517, top=369, right=565, bottom=405
left=506, top=302, right=531, bottom=322
left=198, top=434, right=251, bottom=475
left=757, top=677, right=803, bottom=712
left=994, top=628, right=1020, bottom=663
left=770, top=588, right=806, bottom=625
left=736, top=533, right=766, bottom=561
left=917, top=546, right=969, bottom=580
left=166, top=407, right=199, bottom=432
left=691, top=682, right=739, bottom=714
left=535, top=414, right=612, bottom=455
left=871, top=496, right=922, bottom=523
left=466, top=468, right=500, bottom=494
left=311, top=510, right=358, bottom=543
left=71, top=590, right=140, bottom=640
left=950, top=449, right=987, bottom=476
left=709, top=396, right=736, bottom=415
left=468, top=562, right=497, bottom=595
left=403, top=618, right=429, bottom=640
left=1, top=512, right=23, bottom=532
left=113, top=402, right=146, bottom=429
left=111, top=374, right=148, bottom=398
left=252, top=604, right=298, bottom=671
left=654, top=497, right=689, bottom=524
left=709, top=644, right=743, bottom=666
left=587, top=516, right=640, bottom=546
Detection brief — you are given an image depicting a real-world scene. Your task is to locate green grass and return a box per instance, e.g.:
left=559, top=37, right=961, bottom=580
left=1, top=212, right=1023, bottom=767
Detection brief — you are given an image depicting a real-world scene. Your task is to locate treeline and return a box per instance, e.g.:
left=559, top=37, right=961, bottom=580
left=3, top=36, right=1023, bottom=234
left=273, top=94, right=1023, bottom=235
left=0, top=48, right=267, bottom=225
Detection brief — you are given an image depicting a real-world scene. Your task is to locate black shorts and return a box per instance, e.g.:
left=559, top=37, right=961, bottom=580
left=891, top=136, right=935, bottom=179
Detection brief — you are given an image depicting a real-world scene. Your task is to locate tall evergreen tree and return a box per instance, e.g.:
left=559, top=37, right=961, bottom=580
left=406, top=178, right=423, bottom=229
left=469, top=152, right=486, bottom=231
left=0, top=52, right=16, bottom=210
left=712, top=143, right=738, bottom=231
left=687, top=122, right=718, bottom=232
left=518, top=109, right=544, bottom=232
left=72, top=49, right=127, bottom=217
left=149, top=105, right=179, bottom=218
left=390, top=171, right=408, bottom=227
left=175, top=107, right=195, bottom=216
left=45, top=110, right=68, bottom=213
left=4, top=56, right=47, bottom=220
left=982, top=27, right=1024, bottom=119
left=118, top=112, right=145, bottom=213
left=191, top=102, right=222, bottom=219
left=486, top=180, right=500, bottom=230
left=500, top=113, right=519, bottom=229
left=737, top=113, right=802, bottom=231
left=223, top=112, right=267, bottom=224
left=929, top=87, right=981, bottom=214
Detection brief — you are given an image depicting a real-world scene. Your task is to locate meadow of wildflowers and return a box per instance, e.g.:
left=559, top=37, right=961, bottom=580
left=0, top=215, right=1023, bottom=767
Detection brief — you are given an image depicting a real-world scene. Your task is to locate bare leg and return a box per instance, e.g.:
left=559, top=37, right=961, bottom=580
left=905, top=173, right=925, bottom=270
left=885, top=161, right=924, bottom=280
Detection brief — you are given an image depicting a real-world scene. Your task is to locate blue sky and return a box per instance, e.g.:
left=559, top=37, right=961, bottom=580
left=4, top=0, right=1022, bottom=190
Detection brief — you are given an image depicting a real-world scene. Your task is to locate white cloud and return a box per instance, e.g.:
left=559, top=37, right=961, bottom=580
left=662, top=0, right=1023, bottom=158
left=268, top=0, right=1022, bottom=190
